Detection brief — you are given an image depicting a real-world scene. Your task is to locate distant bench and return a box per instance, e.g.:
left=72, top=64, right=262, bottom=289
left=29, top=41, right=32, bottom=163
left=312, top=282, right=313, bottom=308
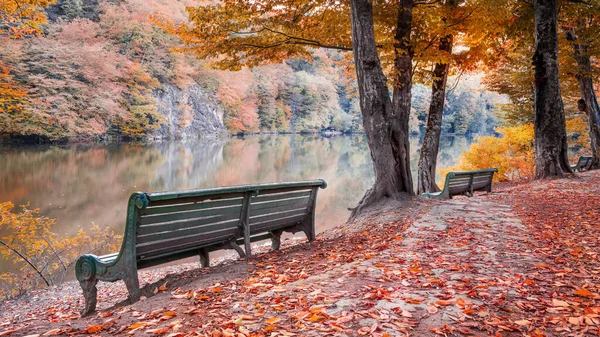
left=421, top=168, right=498, bottom=199
left=75, top=180, right=327, bottom=316
left=571, top=156, right=593, bottom=172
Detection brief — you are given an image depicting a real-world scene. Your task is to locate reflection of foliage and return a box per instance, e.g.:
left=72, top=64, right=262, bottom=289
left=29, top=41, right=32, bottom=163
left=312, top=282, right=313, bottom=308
left=0, top=202, right=121, bottom=299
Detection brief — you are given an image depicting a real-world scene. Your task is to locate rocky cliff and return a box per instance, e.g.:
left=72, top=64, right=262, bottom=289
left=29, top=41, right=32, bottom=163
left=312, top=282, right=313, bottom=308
left=153, top=84, right=227, bottom=140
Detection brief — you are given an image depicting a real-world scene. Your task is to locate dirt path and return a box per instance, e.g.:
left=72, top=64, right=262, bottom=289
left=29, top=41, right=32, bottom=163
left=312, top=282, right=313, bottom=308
left=2, top=171, right=600, bottom=337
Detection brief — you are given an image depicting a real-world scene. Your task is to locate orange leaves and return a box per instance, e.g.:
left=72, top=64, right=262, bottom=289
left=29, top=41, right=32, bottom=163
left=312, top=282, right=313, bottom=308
left=438, top=123, right=535, bottom=183
left=84, top=325, right=103, bottom=334
left=0, top=0, right=56, bottom=37
left=264, top=317, right=280, bottom=325
left=574, top=288, right=597, bottom=298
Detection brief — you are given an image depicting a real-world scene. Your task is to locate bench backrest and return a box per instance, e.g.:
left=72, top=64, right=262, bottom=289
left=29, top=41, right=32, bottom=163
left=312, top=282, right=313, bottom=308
left=577, top=156, right=593, bottom=171
left=118, top=180, right=326, bottom=268
left=444, top=168, right=498, bottom=197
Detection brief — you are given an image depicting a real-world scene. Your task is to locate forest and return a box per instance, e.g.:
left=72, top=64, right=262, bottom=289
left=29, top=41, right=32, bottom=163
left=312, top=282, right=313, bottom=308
left=0, top=0, right=507, bottom=142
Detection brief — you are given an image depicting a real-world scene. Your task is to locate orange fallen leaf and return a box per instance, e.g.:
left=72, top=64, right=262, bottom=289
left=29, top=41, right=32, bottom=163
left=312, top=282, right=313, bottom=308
left=85, top=325, right=103, bottom=334
left=309, top=314, right=325, bottom=322
left=158, top=282, right=168, bottom=292
left=146, top=328, right=169, bottom=335
left=435, top=299, right=454, bottom=307
left=574, top=289, right=595, bottom=298
left=265, top=317, right=280, bottom=325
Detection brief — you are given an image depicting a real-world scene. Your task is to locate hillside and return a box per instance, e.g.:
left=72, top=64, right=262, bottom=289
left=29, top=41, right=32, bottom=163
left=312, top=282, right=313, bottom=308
left=0, top=0, right=505, bottom=142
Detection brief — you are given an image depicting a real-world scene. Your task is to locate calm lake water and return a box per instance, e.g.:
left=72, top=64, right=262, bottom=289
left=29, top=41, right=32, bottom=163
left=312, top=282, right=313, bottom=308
left=0, top=134, right=471, bottom=273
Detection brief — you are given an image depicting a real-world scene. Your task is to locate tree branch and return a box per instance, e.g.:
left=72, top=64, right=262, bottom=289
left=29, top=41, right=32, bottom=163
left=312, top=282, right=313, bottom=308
left=0, top=239, right=50, bottom=286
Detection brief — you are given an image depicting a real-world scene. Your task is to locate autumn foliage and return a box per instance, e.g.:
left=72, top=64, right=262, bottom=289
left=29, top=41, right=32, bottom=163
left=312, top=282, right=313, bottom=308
left=440, top=124, right=535, bottom=182
left=0, top=202, right=121, bottom=299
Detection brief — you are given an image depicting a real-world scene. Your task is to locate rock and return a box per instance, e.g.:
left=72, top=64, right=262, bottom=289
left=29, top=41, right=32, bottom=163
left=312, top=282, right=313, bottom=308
left=152, top=84, right=227, bottom=140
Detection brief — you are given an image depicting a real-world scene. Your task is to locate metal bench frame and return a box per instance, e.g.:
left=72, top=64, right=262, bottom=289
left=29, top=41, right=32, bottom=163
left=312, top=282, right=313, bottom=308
left=571, top=156, right=593, bottom=172
left=421, top=168, right=498, bottom=199
left=75, top=180, right=326, bottom=316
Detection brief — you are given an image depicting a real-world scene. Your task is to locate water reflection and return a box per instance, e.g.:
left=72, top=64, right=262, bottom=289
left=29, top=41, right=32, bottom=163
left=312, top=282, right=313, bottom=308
left=0, top=135, right=470, bottom=273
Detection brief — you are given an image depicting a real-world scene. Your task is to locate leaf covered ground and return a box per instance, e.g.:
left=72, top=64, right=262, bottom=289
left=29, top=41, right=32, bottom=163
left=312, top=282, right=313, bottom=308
left=1, top=171, right=600, bottom=337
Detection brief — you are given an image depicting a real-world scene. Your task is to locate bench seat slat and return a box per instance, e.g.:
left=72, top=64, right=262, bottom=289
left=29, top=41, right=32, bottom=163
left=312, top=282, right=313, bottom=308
left=148, top=192, right=246, bottom=207
left=250, top=208, right=308, bottom=224
left=139, top=205, right=242, bottom=226
left=136, top=219, right=241, bottom=245
left=136, top=228, right=238, bottom=257
left=252, top=190, right=312, bottom=203
left=143, top=197, right=243, bottom=216
left=99, top=252, right=119, bottom=264
left=250, top=202, right=310, bottom=218
left=250, top=196, right=310, bottom=211
left=137, top=213, right=241, bottom=236
left=249, top=215, right=306, bottom=234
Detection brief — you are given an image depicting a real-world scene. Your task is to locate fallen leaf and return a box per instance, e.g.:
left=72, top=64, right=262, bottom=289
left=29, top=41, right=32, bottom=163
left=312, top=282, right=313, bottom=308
left=514, top=320, right=531, bottom=326
left=84, top=325, right=103, bottom=334
left=552, top=299, right=570, bottom=307
left=574, top=289, right=595, bottom=298
left=265, top=317, right=280, bottom=325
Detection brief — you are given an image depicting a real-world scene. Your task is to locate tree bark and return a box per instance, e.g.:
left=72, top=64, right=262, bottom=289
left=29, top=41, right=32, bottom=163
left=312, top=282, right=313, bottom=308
left=532, top=0, right=571, bottom=178
left=349, top=0, right=415, bottom=217
left=417, top=35, right=453, bottom=194
left=566, top=30, right=600, bottom=169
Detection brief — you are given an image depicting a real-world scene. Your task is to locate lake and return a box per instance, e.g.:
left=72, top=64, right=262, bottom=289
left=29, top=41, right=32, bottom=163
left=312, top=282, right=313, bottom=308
left=0, top=134, right=472, bottom=274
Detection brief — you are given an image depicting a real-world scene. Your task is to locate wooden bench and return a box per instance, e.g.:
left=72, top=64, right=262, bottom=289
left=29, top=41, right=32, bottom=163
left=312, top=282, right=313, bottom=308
left=421, top=168, right=498, bottom=199
left=571, top=156, right=593, bottom=172
left=75, top=180, right=327, bottom=316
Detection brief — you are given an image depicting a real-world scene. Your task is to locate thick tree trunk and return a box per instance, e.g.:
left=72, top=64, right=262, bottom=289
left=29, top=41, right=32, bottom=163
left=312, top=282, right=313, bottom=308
left=417, top=35, right=453, bottom=194
left=566, top=31, right=600, bottom=169
left=349, top=0, right=414, bottom=218
left=532, top=0, right=571, bottom=178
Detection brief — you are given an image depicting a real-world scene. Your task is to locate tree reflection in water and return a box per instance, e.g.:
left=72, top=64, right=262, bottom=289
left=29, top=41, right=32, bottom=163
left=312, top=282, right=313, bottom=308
left=0, top=135, right=470, bottom=273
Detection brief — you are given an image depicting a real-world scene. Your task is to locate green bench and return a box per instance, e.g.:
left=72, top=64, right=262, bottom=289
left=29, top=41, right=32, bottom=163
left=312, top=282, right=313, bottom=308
left=75, top=180, right=327, bottom=316
left=571, top=156, right=593, bottom=172
left=421, top=168, right=498, bottom=199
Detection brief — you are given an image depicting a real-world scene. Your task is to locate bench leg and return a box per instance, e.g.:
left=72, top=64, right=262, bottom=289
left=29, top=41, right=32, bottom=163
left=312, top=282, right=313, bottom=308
left=199, top=248, right=210, bottom=268
left=270, top=230, right=283, bottom=251
left=228, top=240, right=246, bottom=258
left=123, top=271, right=140, bottom=304
left=303, top=218, right=315, bottom=242
left=79, top=279, right=98, bottom=317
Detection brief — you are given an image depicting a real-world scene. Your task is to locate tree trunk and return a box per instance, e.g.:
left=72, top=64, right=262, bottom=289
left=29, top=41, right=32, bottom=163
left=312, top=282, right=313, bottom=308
left=349, top=0, right=415, bottom=218
left=532, top=0, right=571, bottom=178
left=566, top=30, right=600, bottom=169
left=417, top=35, right=453, bottom=194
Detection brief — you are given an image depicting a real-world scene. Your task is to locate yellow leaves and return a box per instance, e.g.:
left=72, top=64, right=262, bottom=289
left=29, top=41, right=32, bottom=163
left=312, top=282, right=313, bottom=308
left=566, top=115, right=590, bottom=149
left=0, top=0, right=56, bottom=37
left=438, top=123, right=535, bottom=184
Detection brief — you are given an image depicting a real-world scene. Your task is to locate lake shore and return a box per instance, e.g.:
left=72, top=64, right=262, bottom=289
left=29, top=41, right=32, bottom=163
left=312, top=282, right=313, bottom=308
left=2, top=171, right=600, bottom=336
